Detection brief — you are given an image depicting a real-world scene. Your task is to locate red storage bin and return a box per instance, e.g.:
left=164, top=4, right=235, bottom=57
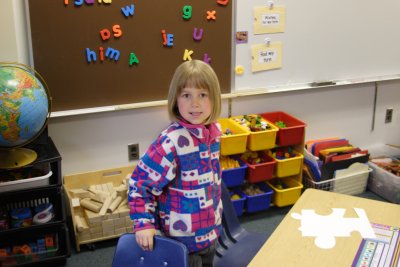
left=242, top=152, right=276, bottom=183
left=260, top=111, right=306, bottom=146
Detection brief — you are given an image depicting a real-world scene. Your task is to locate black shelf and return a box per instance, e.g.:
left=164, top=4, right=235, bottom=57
left=0, top=130, right=70, bottom=266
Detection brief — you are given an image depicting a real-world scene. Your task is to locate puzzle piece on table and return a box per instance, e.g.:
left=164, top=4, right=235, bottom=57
left=291, top=208, right=376, bottom=249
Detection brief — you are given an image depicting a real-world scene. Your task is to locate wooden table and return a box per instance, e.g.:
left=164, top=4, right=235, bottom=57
left=248, top=189, right=400, bottom=267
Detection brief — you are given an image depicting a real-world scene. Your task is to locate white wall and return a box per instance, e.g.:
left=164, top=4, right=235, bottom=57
left=2, top=1, right=400, bottom=176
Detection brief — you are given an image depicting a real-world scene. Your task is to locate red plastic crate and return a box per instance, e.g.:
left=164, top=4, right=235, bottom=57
left=243, top=153, right=276, bottom=183
left=260, top=111, right=306, bottom=146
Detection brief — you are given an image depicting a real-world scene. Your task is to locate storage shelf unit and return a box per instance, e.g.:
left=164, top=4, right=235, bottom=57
left=0, top=131, right=70, bottom=266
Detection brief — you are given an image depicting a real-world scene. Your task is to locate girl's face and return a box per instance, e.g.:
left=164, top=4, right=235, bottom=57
left=177, top=87, right=212, bottom=125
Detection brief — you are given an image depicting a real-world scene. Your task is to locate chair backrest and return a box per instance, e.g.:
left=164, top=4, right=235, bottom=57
left=112, top=233, right=189, bottom=267
left=220, top=182, right=246, bottom=241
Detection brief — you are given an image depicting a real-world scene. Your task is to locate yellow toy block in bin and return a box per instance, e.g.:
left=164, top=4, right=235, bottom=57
left=219, top=118, right=250, bottom=156
left=273, top=150, right=304, bottom=177
left=230, top=115, right=278, bottom=151
left=266, top=178, right=303, bottom=207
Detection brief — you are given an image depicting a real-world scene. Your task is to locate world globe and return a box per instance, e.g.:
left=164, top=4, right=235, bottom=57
left=0, top=62, right=51, bottom=169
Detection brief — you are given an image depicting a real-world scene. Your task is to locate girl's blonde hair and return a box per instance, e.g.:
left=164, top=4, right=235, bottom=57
left=167, top=60, right=221, bottom=125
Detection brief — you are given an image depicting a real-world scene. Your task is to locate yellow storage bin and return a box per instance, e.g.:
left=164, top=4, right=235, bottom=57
left=273, top=151, right=304, bottom=177
left=230, top=115, right=278, bottom=151
left=219, top=118, right=250, bottom=155
left=266, top=178, right=303, bottom=207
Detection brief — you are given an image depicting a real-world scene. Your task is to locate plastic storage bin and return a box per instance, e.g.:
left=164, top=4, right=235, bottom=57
left=221, top=157, right=247, bottom=187
left=260, top=111, right=306, bottom=146
left=219, top=118, right=250, bottom=156
left=266, top=178, right=303, bottom=207
left=229, top=189, right=246, bottom=216
left=243, top=153, right=276, bottom=183
left=230, top=115, right=278, bottom=151
left=0, top=164, right=52, bottom=193
left=368, top=161, right=400, bottom=204
left=273, top=151, right=304, bottom=178
left=244, top=183, right=273, bottom=213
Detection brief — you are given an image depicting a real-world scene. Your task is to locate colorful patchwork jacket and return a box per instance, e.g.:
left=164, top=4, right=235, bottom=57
left=128, top=120, right=222, bottom=253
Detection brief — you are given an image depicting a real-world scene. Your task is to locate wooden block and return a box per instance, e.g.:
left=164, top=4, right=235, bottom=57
left=102, top=219, right=114, bottom=232
left=80, top=198, right=102, bottom=213
left=117, top=205, right=130, bottom=217
left=114, top=217, right=126, bottom=229
left=89, top=190, right=109, bottom=203
left=99, top=197, right=113, bottom=216
left=70, top=188, right=91, bottom=199
left=103, top=230, right=115, bottom=237
left=115, top=227, right=127, bottom=235
left=107, top=196, right=123, bottom=213
left=75, top=215, right=89, bottom=233
left=108, top=213, right=119, bottom=219
left=91, top=232, right=103, bottom=239
left=78, top=232, right=92, bottom=242
left=71, top=198, right=81, bottom=208
left=90, top=226, right=103, bottom=234
left=84, top=209, right=102, bottom=224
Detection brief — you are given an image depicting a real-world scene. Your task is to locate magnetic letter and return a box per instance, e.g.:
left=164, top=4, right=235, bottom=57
left=183, top=49, right=194, bottom=61
left=121, top=4, right=135, bottom=17
left=113, top=25, right=122, bottom=38
left=193, top=28, right=203, bottom=41
left=85, top=0, right=94, bottom=4
left=100, top=29, right=111, bottom=41
left=129, top=53, right=139, bottom=66
left=206, top=10, right=217, bottom=20
left=74, top=0, right=83, bottom=6
left=105, top=47, right=120, bottom=61
left=161, top=30, right=167, bottom=45
left=182, top=6, right=192, bottom=20
left=203, top=54, right=211, bottom=64
left=217, top=0, right=229, bottom=6
left=166, top=34, right=174, bottom=47
left=86, top=48, right=97, bottom=63
left=99, top=47, right=104, bottom=61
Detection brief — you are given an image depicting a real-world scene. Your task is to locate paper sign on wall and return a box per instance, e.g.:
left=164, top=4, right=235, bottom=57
left=251, top=42, right=282, bottom=72
left=254, top=6, right=286, bottom=34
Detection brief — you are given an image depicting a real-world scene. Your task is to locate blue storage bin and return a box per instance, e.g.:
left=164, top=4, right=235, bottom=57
left=229, top=188, right=246, bottom=217
left=244, top=183, right=273, bottom=213
left=222, top=157, right=247, bottom=187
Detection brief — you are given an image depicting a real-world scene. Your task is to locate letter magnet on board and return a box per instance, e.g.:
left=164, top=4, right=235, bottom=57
left=183, top=49, right=194, bottom=61
left=217, top=0, right=229, bottom=6
left=193, top=28, right=204, bottom=41
left=206, top=10, right=217, bottom=20
left=100, top=29, right=111, bottom=41
left=203, top=54, right=211, bottom=64
left=129, top=53, right=139, bottom=66
left=182, top=6, right=192, bottom=20
left=113, top=25, right=122, bottom=38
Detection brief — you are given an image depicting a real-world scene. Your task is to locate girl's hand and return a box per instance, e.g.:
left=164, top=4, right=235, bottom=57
left=135, top=229, right=156, bottom=251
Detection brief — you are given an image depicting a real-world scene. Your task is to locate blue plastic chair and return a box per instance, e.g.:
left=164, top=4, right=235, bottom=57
left=112, top=233, right=189, bottom=267
left=213, top=182, right=269, bottom=267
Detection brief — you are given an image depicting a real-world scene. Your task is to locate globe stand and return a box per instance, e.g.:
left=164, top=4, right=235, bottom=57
left=0, top=148, right=38, bottom=169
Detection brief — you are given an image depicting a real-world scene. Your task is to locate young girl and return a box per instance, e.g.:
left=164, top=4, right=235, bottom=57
left=128, top=59, right=222, bottom=266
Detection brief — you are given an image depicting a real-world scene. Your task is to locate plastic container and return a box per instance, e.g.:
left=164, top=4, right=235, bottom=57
left=230, top=115, right=278, bottom=151
left=368, top=161, right=400, bottom=204
left=229, top=188, right=246, bottom=216
left=244, top=183, right=273, bottom=213
left=273, top=151, right=304, bottom=178
left=221, top=157, right=247, bottom=187
left=266, top=178, right=303, bottom=207
left=219, top=118, right=250, bottom=156
left=243, top=153, right=276, bottom=183
left=260, top=111, right=306, bottom=146
left=0, top=164, right=52, bottom=193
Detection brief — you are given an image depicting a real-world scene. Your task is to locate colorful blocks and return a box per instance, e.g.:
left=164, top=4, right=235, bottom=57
left=206, top=10, right=217, bottom=20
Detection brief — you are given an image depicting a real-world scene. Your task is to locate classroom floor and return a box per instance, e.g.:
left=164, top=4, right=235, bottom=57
left=62, top=190, right=387, bottom=267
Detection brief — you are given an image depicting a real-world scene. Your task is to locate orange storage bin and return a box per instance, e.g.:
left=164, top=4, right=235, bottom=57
left=260, top=111, right=306, bottom=146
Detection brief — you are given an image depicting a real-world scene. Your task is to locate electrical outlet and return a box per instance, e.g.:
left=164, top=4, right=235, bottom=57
left=128, top=143, right=140, bottom=161
left=385, top=108, right=393, bottom=123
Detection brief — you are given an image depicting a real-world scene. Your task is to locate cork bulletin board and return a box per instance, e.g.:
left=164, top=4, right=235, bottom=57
left=28, top=0, right=232, bottom=112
